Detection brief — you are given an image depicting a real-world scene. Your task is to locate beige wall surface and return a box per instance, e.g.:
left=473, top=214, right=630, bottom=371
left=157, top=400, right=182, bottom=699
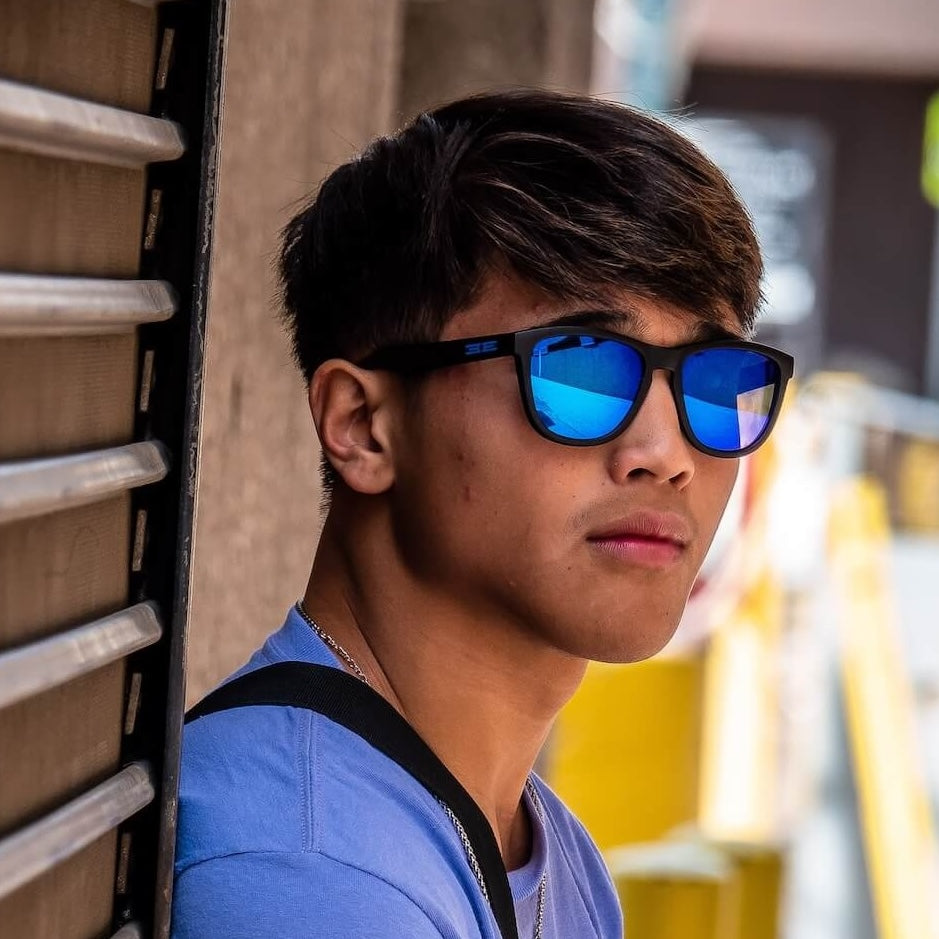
left=187, top=0, right=403, bottom=703
left=399, top=0, right=595, bottom=119
left=686, top=0, right=939, bottom=76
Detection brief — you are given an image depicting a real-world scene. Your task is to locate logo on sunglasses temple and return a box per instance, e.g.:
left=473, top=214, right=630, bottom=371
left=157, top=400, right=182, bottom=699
left=464, top=340, right=500, bottom=356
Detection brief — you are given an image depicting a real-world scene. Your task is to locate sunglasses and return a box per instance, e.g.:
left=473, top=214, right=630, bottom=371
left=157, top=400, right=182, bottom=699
left=360, top=325, right=794, bottom=458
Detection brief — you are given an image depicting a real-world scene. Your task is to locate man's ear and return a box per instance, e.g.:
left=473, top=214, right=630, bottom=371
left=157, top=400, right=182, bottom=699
left=309, top=360, right=398, bottom=494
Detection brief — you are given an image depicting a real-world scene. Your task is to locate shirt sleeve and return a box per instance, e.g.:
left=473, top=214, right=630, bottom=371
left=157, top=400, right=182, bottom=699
left=171, top=850, right=446, bottom=939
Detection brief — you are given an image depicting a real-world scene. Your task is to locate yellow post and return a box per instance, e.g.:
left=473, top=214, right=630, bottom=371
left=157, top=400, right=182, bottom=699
left=607, top=841, right=740, bottom=939
left=718, top=841, right=784, bottom=939
left=698, top=567, right=784, bottom=843
left=548, top=655, right=705, bottom=849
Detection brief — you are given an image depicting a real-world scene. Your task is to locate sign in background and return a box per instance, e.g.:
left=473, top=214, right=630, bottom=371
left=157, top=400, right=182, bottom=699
left=683, top=114, right=833, bottom=376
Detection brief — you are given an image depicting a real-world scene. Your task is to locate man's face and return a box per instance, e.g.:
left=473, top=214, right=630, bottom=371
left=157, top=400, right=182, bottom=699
left=388, top=272, right=742, bottom=663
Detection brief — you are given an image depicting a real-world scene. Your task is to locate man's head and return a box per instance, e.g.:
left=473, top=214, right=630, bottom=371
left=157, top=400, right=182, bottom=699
left=280, top=89, right=773, bottom=662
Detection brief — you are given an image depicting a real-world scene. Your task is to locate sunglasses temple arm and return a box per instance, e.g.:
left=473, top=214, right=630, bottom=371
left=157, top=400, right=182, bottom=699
left=361, top=333, right=516, bottom=372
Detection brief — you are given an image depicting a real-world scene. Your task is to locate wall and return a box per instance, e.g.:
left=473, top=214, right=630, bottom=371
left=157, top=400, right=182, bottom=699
left=399, top=0, right=595, bottom=119
left=186, top=0, right=403, bottom=702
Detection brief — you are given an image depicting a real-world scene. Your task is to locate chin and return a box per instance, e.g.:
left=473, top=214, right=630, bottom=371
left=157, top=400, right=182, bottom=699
left=554, top=605, right=687, bottom=665
left=592, top=630, right=680, bottom=665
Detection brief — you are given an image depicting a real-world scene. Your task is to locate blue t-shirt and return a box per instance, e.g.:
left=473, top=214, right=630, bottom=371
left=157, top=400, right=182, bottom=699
left=172, top=607, right=623, bottom=938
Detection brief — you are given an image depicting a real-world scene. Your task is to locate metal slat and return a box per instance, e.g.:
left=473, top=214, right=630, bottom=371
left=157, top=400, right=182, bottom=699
left=0, top=78, right=185, bottom=167
left=0, top=603, right=162, bottom=711
left=0, top=763, right=154, bottom=902
left=111, top=925, right=144, bottom=939
left=0, top=274, right=176, bottom=336
left=0, top=441, right=170, bottom=525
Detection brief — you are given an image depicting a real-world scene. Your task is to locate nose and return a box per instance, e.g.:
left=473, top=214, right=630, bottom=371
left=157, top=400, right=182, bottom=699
left=606, top=370, right=695, bottom=488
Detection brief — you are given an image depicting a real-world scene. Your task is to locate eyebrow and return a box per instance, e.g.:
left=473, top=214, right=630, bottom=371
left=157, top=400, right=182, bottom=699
left=687, top=319, right=743, bottom=342
left=537, top=308, right=650, bottom=334
left=535, top=308, right=743, bottom=343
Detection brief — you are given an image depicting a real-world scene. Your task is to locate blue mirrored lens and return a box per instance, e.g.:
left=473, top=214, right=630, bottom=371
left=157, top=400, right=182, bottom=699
left=529, top=335, right=643, bottom=441
left=682, top=348, right=780, bottom=452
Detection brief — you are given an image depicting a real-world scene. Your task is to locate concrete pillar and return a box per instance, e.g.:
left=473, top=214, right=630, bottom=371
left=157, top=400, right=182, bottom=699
left=397, top=0, right=595, bottom=120
left=187, top=0, right=403, bottom=702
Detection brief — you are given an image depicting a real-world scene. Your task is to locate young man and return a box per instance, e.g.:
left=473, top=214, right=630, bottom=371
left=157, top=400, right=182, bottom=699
left=172, top=90, right=790, bottom=938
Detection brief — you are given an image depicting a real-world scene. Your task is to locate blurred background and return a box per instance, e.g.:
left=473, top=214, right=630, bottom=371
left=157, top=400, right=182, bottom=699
left=0, top=1, right=937, bottom=937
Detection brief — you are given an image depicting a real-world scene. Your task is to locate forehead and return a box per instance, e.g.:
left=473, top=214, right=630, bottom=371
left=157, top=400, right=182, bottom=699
left=442, top=271, right=745, bottom=345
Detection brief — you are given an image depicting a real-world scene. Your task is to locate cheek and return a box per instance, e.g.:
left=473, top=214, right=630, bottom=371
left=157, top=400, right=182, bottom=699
left=694, top=458, right=740, bottom=547
left=392, top=375, right=517, bottom=535
left=396, top=374, right=577, bottom=560
left=421, top=366, right=533, bottom=485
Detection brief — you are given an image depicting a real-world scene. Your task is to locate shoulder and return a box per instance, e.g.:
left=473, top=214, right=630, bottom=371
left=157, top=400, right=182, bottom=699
left=175, top=699, right=486, bottom=936
left=176, top=624, right=332, bottom=865
left=177, top=698, right=456, bottom=866
left=531, top=775, right=623, bottom=936
left=172, top=850, right=447, bottom=939
left=175, top=694, right=314, bottom=864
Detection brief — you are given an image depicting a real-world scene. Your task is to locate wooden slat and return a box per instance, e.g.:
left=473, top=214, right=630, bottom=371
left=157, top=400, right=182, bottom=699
left=0, top=662, right=126, bottom=835
left=0, top=149, right=146, bottom=276
left=0, top=501, right=132, bottom=863
left=0, top=3, right=189, bottom=937
left=0, top=832, right=117, bottom=939
left=0, top=274, right=175, bottom=336
left=0, top=333, right=138, bottom=462
left=0, top=0, right=158, bottom=112
left=0, top=495, right=131, bottom=652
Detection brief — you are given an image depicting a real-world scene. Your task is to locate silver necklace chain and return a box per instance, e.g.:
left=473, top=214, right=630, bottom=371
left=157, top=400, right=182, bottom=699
left=295, top=600, right=369, bottom=683
left=295, top=600, right=547, bottom=938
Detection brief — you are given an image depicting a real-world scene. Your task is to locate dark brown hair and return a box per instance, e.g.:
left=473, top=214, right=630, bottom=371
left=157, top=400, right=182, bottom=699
left=280, top=90, right=762, bottom=486
left=280, top=89, right=762, bottom=383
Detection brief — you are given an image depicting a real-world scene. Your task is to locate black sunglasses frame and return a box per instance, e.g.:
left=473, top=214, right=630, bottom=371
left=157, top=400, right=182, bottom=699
left=360, top=325, right=795, bottom=458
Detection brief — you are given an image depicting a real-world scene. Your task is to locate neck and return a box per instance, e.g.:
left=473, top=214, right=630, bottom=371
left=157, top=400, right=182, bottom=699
left=302, top=508, right=587, bottom=869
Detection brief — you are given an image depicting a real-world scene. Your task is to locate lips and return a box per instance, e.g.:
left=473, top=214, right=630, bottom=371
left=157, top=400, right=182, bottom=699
left=586, top=510, right=693, bottom=568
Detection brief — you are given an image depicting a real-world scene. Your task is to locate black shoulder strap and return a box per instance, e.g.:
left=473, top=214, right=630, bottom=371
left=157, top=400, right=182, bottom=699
left=185, top=662, right=519, bottom=939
